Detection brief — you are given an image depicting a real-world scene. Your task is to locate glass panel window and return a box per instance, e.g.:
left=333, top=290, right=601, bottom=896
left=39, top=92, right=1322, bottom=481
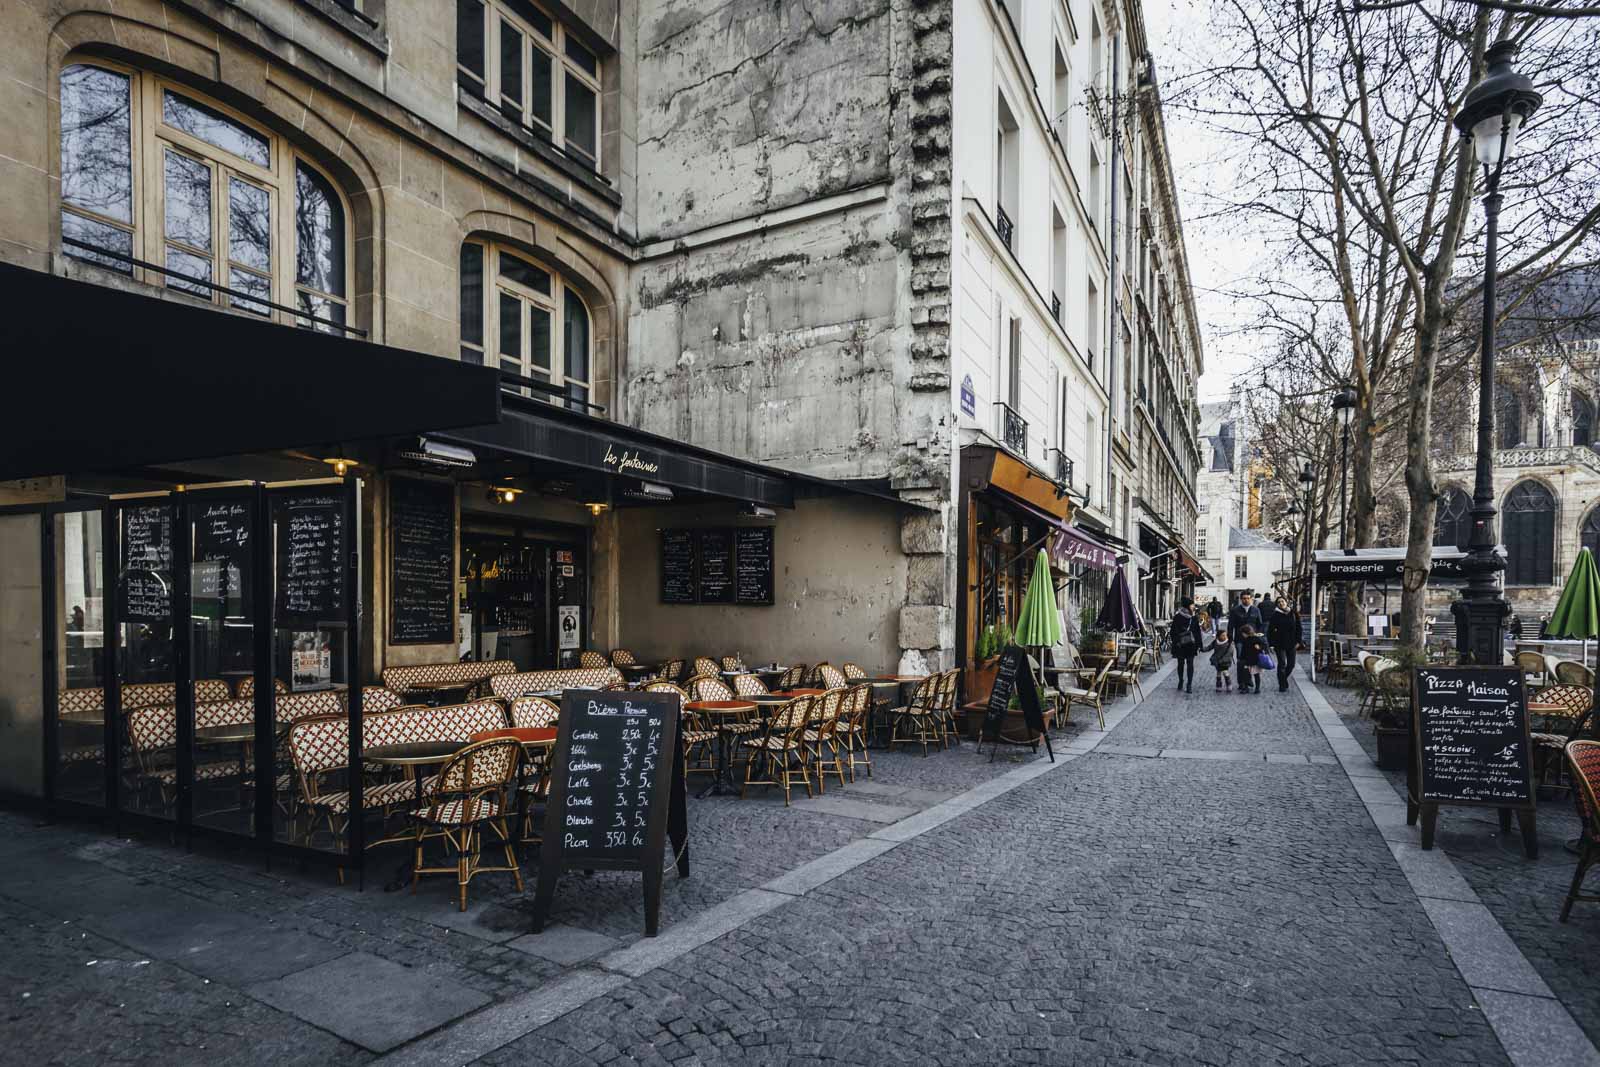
left=228, top=177, right=271, bottom=272
left=563, top=288, right=589, bottom=384
left=525, top=4, right=554, bottom=38
left=499, top=291, right=522, bottom=372
left=564, top=73, right=597, bottom=161
left=529, top=304, right=552, bottom=373
left=294, top=164, right=344, bottom=296
left=296, top=291, right=346, bottom=334
left=61, top=210, right=133, bottom=273
left=530, top=45, right=554, bottom=131
left=468, top=240, right=598, bottom=411
left=229, top=267, right=271, bottom=316
left=499, top=19, right=524, bottom=122
left=501, top=251, right=551, bottom=294
left=166, top=246, right=213, bottom=297
left=61, top=65, right=132, bottom=223
left=460, top=243, right=484, bottom=347
left=565, top=35, right=597, bottom=78
left=162, top=90, right=269, bottom=167
left=163, top=150, right=213, bottom=251
left=457, top=0, right=485, bottom=84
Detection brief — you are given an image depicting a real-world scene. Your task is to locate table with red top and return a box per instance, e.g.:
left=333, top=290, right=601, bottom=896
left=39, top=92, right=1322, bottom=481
left=686, top=700, right=756, bottom=798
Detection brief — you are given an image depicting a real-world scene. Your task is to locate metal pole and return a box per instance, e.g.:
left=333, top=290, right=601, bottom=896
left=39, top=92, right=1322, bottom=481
left=1453, top=186, right=1509, bottom=666
left=1339, top=426, right=1350, bottom=547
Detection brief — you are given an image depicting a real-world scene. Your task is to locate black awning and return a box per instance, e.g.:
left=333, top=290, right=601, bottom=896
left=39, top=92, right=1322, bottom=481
left=445, top=395, right=913, bottom=510
left=1, top=263, right=502, bottom=481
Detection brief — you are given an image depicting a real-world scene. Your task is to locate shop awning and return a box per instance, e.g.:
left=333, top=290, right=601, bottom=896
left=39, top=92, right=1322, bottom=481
left=446, top=393, right=922, bottom=510
left=959, top=445, right=1073, bottom=524
left=1313, top=546, right=1504, bottom=582
left=1175, top=545, right=1210, bottom=582
left=1051, top=525, right=1118, bottom=572
left=0, top=263, right=503, bottom=481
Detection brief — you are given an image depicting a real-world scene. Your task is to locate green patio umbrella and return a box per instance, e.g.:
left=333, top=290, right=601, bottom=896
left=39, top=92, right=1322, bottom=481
left=1013, top=549, right=1063, bottom=649
left=1547, top=546, right=1600, bottom=669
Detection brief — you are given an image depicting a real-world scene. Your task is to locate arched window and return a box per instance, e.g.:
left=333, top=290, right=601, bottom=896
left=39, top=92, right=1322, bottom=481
left=459, top=239, right=593, bottom=410
left=1582, top=507, right=1600, bottom=559
left=1433, top=487, right=1473, bottom=550
left=1503, top=480, right=1555, bottom=586
left=1575, top=389, right=1595, bottom=448
left=1495, top=389, right=1524, bottom=449
left=59, top=62, right=349, bottom=331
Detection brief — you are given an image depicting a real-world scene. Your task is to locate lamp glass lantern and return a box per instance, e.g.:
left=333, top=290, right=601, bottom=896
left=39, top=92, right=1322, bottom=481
left=1452, top=41, right=1542, bottom=174
left=1332, top=385, right=1358, bottom=428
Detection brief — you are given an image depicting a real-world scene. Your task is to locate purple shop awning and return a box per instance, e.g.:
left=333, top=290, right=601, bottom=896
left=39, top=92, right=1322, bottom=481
left=1051, top=526, right=1118, bottom=573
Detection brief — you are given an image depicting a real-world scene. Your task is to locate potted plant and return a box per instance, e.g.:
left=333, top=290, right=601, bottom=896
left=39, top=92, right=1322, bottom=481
left=1374, top=647, right=1426, bottom=771
left=968, top=622, right=1002, bottom=703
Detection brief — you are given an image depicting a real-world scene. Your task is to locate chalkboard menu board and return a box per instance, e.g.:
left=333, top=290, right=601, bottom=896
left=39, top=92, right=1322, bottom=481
left=389, top=478, right=455, bottom=644
left=531, top=689, right=689, bottom=937
left=1412, top=667, right=1532, bottom=806
left=697, top=529, right=735, bottom=604
left=734, top=526, right=775, bottom=605
left=120, top=504, right=173, bottom=622
left=193, top=500, right=251, bottom=615
left=276, top=492, right=345, bottom=628
left=981, top=645, right=1052, bottom=759
left=661, top=529, right=697, bottom=604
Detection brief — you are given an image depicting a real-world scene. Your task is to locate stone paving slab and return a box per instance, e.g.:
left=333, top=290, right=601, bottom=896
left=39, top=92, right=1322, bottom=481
left=506, top=924, right=619, bottom=966
left=1477, top=990, right=1600, bottom=1067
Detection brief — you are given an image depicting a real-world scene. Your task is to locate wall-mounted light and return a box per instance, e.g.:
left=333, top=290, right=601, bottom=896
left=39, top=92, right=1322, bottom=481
left=741, top=503, right=777, bottom=519
left=587, top=502, right=610, bottom=517
left=322, top=452, right=357, bottom=477
left=491, top=485, right=522, bottom=505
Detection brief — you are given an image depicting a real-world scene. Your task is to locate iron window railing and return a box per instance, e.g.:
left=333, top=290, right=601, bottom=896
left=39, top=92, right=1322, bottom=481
left=498, top=368, right=607, bottom=415
left=996, top=204, right=1015, bottom=250
left=1051, top=448, right=1073, bottom=486
left=1051, top=291, right=1062, bottom=325
left=994, top=401, right=1028, bottom=455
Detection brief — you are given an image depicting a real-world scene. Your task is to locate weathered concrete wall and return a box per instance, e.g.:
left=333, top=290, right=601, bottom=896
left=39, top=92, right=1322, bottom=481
left=611, top=497, right=908, bottom=672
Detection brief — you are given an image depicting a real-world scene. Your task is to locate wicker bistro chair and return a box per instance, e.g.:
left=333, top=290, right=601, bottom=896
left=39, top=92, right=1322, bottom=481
left=776, top=665, right=807, bottom=690
left=1061, top=661, right=1113, bottom=730
left=1103, top=646, right=1147, bottom=703
left=936, top=669, right=964, bottom=746
left=811, top=663, right=849, bottom=690
left=509, top=696, right=560, bottom=729
left=1357, top=655, right=1387, bottom=719
left=1561, top=740, right=1600, bottom=921
left=656, top=659, right=686, bottom=684
left=889, top=676, right=944, bottom=756
left=610, top=649, right=637, bottom=667
left=835, top=683, right=873, bottom=781
left=720, top=655, right=748, bottom=672
left=1376, top=666, right=1412, bottom=722
left=841, top=662, right=868, bottom=681
left=647, top=681, right=715, bottom=779
left=730, top=673, right=771, bottom=698
left=1531, top=684, right=1594, bottom=794
left=693, top=657, right=721, bottom=679
left=579, top=650, right=609, bottom=669
left=742, top=696, right=815, bottom=805
left=1517, top=650, right=1552, bottom=691
left=801, top=688, right=847, bottom=793
left=409, top=737, right=522, bottom=911
left=687, top=675, right=761, bottom=759
left=1556, top=660, right=1596, bottom=688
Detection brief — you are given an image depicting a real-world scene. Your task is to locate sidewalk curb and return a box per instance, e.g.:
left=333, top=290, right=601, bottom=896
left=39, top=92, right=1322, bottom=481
left=1296, top=671, right=1600, bottom=1067
left=373, top=663, right=1171, bottom=1065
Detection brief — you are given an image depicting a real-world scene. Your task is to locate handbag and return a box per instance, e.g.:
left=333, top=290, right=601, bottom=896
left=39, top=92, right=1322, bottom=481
left=1258, top=650, right=1276, bottom=671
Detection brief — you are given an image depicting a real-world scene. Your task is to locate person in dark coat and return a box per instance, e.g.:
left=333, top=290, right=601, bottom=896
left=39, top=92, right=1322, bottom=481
left=1168, top=598, right=1203, bottom=694
left=1266, top=600, right=1300, bottom=692
left=1235, top=623, right=1267, bottom=694
left=1206, top=596, right=1224, bottom=624
left=1227, top=591, right=1263, bottom=639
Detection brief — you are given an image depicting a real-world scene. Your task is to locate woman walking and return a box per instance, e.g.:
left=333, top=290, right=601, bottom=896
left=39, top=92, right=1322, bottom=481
left=1168, top=597, right=1203, bottom=694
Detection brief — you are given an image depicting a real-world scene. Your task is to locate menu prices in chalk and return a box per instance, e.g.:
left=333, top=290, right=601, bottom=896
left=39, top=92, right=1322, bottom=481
left=120, top=504, right=173, bottom=622
left=697, top=529, right=734, bottom=604
left=1413, top=667, right=1533, bottom=806
left=553, top=691, right=674, bottom=864
left=734, top=526, right=774, bottom=605
left=389, top=478, right=455, bottom=644
left=276, top=493, right=344, bottom=627
left=193, top=501, right=250, bottom=611
left=660, top=529, right=697, bottom=604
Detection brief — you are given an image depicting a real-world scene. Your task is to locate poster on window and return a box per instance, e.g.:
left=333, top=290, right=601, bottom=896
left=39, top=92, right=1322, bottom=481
left=557, top=605, right=580, bottom=650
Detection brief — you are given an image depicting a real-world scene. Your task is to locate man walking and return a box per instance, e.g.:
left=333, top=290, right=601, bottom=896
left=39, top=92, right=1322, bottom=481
left=1206, top=595, right=1224, bottom=625
left=1267, top=597, right=1300, bottom=692
left=1227, top=591, right=1262, bottom=639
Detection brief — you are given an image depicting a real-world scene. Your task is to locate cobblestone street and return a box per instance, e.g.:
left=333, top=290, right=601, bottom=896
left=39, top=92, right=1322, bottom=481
left=7, top=663, right=1582, bottom=1064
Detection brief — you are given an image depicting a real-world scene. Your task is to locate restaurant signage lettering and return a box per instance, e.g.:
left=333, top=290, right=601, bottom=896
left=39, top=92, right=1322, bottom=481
left=120, top=503, right=173, bottom=622
left=1409, top=666, right=1537, bottom=857
left=601, top=443, right=661, bottom=477
left=981, top=645, right=1053, bottom=761
left=193, top=500, right=251, bottom=615
left=1313, top=550, right=1497, bottom=582
left=734, top=527, right=775, bottom=605
left=389, top=478, right=455, bottom=644
left=531, top=689, right=689, bottom=937
left=276, top=491, right=345, bottom=629
left=660, top=527, right=777, bottom=606
left=1051, top=527, right=1117, bottom=573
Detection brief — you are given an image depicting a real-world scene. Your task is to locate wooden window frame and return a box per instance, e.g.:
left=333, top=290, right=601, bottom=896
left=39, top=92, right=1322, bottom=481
left=463, top=238, right=593, bottom=407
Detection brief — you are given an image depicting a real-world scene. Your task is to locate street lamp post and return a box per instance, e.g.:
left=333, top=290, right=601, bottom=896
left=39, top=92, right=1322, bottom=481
left=1332, top=385, right=1358, bottom=547
left=1450, top=41, right=1543, bottom=666
left=1298, top=461, right=1317, bottom=578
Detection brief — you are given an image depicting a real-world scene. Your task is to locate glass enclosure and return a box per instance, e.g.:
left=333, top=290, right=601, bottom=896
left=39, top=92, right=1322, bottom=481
left=52, top=507, right=105, bottom=807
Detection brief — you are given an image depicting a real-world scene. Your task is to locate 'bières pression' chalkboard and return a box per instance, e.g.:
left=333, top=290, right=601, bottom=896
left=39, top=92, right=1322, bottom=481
left=389, top=478, right=455, bottom=644
left=1412, top=667, right=1532, bottom=806
left=734, top=527, right=774, bottom=605
left=531, top=689, right=689, bottom=937
left=120, top=504, right=173, bottom=622
left=982, top=645, right=1052, bottom=761
left=697, top=529, right=735, bottom=604
left=276, top=492, right=345, bottom=629
left=661, top=529, right=697, bottom=604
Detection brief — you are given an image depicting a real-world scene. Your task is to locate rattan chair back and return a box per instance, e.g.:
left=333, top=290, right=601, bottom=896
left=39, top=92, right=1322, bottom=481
left=841, top=662, right=867, bottom=680
left=777, top=664, right=807, bottom=690
left=688, top=675, right=736, bottom=702
left=657, top=659, right=685, bottom=682
left=1555, top=660, right=1595, bottom=687
left=1517, top=650, right=1550, bottom=680
left=814, top=663, right=848, bottom=689
left=731, top=673, right=770, bottom=697
left=721, top=655, right=747, bottom=672
left=693, top=657, right=720, bottom=678
left=426, top=737, right=520, bottom=822
left=610, top=649, right=637, bottom=666
left=509, top=696, right=560, bottom=729
left=579, top=650, right=609, bottom=668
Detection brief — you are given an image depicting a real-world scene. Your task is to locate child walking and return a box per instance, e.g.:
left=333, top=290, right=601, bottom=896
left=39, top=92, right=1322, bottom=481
left=1236, top=623, right=1266, bottom=695
left=1210, top=628, right=1235, bottom=691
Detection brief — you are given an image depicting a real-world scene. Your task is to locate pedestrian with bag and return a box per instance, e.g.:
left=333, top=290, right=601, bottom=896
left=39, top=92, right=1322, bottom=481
left=1266, top=598, right=1300, bottom=692
left=1169, top=598, right=1203, bottom=694
left=1236, top=623, right=1267, bottom=694
left=1227, top=591, right=1263, bottom=640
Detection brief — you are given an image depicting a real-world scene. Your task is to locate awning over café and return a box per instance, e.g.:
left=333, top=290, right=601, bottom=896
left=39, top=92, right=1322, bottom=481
left=959, top=445, right=1074, bottom=525
left=1051, top=525, right=1118, bottom=572
left=1175, top=544, right=1210, bottom=582
left=0, top=263, right=503, bottom=481
left=1312, top=546, right=1504, bottom=582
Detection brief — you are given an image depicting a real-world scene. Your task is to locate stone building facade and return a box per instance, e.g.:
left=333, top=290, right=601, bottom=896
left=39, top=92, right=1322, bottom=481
left=0, top=0, right=1199, bottom=678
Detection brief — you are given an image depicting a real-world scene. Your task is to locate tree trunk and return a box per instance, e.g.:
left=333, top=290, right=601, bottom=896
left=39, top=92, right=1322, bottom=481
left=1345, top=405, right=1378, bottom=636
left=1400, top=325, right=1443, bottom=654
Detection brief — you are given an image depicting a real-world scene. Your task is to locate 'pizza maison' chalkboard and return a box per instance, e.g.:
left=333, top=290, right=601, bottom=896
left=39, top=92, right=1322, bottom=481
left=1412, top=666, right=1533, bottom=807
left=660, top=527, right=774, bottom=606
left=389, top=478, right=456, bottom=644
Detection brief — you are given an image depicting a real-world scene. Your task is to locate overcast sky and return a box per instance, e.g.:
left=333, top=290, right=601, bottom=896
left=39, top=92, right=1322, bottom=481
left=1142, top=0, right=1265, bottom=401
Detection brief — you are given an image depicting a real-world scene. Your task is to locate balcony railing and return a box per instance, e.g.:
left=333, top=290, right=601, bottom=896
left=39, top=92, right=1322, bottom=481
left=995, top=204, right=1015, bottom=250
left=1051, top=291, right=1062, bottom=325
left=994, top=402, right=1028, bottom=455
left=1051, top=448, right=1073, bottom=486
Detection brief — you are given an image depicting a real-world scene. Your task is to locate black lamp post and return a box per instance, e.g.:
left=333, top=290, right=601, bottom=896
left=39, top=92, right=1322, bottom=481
left=1332, top=385, right=1358, bottom=546
left=1298, top=461, right=1317, bottom=590
left=1450, top=41, right=1543, bottom=666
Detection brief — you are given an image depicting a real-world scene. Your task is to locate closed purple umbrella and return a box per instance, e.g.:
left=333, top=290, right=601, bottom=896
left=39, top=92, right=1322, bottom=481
left=1096, top=563, right=1143, bottom=634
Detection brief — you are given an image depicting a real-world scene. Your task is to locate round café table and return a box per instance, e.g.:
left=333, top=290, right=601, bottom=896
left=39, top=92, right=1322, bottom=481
left=366, top=740, right=467, bottom=890
left=686, top=700, right=756, bottom=798
left=196, top=723, right=258, bottom=816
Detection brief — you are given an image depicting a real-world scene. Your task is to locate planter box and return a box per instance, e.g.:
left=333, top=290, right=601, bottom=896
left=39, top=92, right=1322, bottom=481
left=1375, top=726, right=1410, bottom=772
left=965, top=658, right=1000, bottom=705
